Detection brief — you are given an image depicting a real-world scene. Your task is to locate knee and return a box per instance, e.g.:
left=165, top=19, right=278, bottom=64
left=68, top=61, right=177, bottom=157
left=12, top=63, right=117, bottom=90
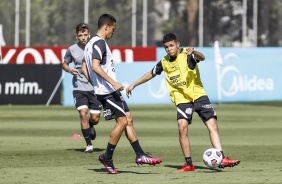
left=177, top=120, right=188, bottom=133
left=79, top=110, right=88, bottom=119
left=126, top=112, right=133, bottom=126
left=90, top=114, right=100, bottom=125
left=119, top=118, right=128, bottom=129
left=206, top=118, right=219, bottom=131
left=126, top=117, right=133, bottom=127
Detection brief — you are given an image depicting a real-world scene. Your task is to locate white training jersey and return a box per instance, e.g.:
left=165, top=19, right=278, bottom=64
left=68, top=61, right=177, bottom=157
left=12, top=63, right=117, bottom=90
left=84, top=35, right=117, bottom=95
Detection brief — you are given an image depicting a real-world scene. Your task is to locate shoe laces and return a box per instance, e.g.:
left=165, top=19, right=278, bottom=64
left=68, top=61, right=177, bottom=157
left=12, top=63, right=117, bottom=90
left=138, top=154, right=152, bottom=158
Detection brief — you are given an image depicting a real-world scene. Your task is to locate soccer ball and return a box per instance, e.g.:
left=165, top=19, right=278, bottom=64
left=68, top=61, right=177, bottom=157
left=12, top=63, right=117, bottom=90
left=203, top=148, right=223, bottom=168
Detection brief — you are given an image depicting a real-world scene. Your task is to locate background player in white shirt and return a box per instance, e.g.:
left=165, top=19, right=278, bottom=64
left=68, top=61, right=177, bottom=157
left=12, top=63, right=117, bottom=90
left=82, top=14, right=162, bottom=174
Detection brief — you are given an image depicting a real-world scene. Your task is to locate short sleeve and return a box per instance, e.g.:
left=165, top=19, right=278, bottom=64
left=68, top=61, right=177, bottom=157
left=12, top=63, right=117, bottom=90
left=64, top=48, right=73, bottom=63
left=188, top=54, right=199, bottom=70
left=92, top=39, right=106, bottom=61
left=152, top=60, right=163, bottom=75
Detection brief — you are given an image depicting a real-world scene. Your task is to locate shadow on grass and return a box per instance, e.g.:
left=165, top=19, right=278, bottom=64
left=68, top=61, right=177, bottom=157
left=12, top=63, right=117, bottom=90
left=66, top=148, right=105, bottom=153
left=165, top=164, right=223, bottom=173
left=89, top=168, right=160, bottom=174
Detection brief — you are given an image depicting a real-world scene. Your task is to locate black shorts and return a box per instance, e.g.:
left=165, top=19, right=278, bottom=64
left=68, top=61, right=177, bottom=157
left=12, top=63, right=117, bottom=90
left=176, top=96, right=217, bottom=124
left=96, top=91, right=130, bottom=121
left=73, top=90, right=102, bottom=114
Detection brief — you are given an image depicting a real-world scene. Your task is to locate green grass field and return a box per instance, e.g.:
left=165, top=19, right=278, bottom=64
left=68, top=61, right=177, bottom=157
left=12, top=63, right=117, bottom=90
left=0, top=103, right=282, bottom=184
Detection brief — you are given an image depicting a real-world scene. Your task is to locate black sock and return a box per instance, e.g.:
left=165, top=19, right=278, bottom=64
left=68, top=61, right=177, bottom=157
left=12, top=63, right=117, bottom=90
left=131, top=140, right=145, bottom=155
left=185, top=157, right=193, bottom=166
left=220, top=151, right=225, bottom=158
left=81, top=128, right=92, bottom=146
left=106, top=143, right=116, bottom=160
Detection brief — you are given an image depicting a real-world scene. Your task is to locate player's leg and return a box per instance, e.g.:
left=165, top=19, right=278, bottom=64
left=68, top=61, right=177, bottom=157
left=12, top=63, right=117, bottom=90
left=87, top=91, right=102, bottom=140
left=73, top=91, right=93, bottom=153
left=124, top=111, right=137, bottom=142
left=176, top=118, right=195, bottom=172
left=177, top=118, right=191, bottom=158
left=205, top=118, right=240, bottom=168
left=124, top=111, right=162, bottom=165
left=123, top=101, right=145, bottom=155
left=196, top=96, right=240, bottom=168
left=110, top=93, right=137, bottom=143
left=175, top=104, right=195, bottom=172
left=98, top=115, right=127, bottom=174
left=194, top=96, right=222, bottom=151
left=205, top=118, right=223, bottom=151
left=88, top=113, right=100, bottom=140
left=103, top=94, right=128, bottom=154
left=98, top=93, right=127, bottom=174
left=89, top=112, right=100, bottom=125
left=78, top=107, right=93, bottom=153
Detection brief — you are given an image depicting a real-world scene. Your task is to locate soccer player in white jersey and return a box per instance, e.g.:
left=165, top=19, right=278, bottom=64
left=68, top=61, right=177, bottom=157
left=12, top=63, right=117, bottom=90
left=82, top=14, right=162, bottom=174
left=62, top=23, right=102, bottom=153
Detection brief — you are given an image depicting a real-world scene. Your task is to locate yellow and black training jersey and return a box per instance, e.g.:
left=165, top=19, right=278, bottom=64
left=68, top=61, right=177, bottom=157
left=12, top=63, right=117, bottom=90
left=151, top=48, right=207, bottom=106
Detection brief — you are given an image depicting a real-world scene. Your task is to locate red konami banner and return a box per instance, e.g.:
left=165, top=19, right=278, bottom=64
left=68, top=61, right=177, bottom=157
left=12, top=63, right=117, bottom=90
left=0, top=46, right=156, bottom=64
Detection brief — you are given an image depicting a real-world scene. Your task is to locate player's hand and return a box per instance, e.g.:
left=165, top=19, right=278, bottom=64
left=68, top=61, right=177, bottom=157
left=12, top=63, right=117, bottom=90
left=186, top=47, right=195, bottom=55
left=112, top=82, right=124, bottom=92
left=126, top=85, right=134, bottom=98
left=70, top=68, right=78, bottom=76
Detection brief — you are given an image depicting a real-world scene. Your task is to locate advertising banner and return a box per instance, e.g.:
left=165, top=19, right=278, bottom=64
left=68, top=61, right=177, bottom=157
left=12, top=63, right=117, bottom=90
left=157, top=47, right=282, bottom=103
left=0, top=46, right=65, bottom=105
left=119, top=47, right=282, bottom=104
left=0, top=46, right=67, bottom=64
left=200, top=48, right=282, bottom=102
left=61, top=47, right=282, bottom=105
left=1, top=46, right=157, bottom=105
left=0, top=65, right=62, bottom=105
left=1, top=46, right=156, bottom=64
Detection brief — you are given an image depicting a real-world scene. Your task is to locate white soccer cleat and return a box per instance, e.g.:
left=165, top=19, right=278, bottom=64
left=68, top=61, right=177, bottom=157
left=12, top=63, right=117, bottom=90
left=84, top=145, right=93, bottom=153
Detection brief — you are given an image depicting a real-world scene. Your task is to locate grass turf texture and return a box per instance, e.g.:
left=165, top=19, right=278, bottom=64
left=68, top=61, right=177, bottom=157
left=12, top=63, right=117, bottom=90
left=0, top=103, right=282, bottom=184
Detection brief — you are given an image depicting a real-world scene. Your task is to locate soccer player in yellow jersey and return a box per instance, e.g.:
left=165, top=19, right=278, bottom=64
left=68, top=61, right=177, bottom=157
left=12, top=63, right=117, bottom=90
left=126, top=33, right=240, bottom=172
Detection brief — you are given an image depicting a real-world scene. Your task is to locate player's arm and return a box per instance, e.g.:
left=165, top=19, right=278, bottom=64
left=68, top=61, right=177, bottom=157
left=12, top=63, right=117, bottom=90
left=62, top=62, right=78, bottom=76
left=81, top=61, right=90, bottom=81
left=92, top=59, right=124, bottom=91
left=126, top=71, right=156, bottom=97
left=187, top=47, right=205, bottom=61
left=187, top=47, right=205, bottom=70
left=91, top=40, right=124, bottom=91
left=126, top=61, right=162, bottom=97
left=62, top=49, right=77, bottom=76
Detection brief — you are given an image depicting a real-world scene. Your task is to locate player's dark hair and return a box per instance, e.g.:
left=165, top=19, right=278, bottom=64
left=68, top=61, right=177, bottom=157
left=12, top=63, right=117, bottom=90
left=76, top=23, right=89, bottom=34
left=163, top=33, right=177, bottom=43
left=98, top=14, right=116, bottom=29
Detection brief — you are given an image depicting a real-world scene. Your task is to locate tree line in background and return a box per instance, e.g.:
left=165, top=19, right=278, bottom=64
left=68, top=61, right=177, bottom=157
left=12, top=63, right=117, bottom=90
left=0, top=0, right=281, bottom=47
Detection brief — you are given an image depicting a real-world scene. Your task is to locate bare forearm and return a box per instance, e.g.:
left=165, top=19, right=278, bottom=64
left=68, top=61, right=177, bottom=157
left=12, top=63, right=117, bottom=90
left=92, top=65, right=116, bottom=86
left=62, top=62, right=71, bottom=73
left=62, top=61, right=77, bottom=76
left=194, top=50, right=205, bottom=61
left=81, top=62, right=90, bottom=81
left=187, top=47, right=205, bottom=61
left=132, top=71, right=155, bottom=88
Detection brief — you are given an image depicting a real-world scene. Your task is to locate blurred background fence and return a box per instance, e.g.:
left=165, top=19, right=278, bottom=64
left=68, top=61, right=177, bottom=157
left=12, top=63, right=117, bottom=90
left=1, top=0, right=282, bottom=47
